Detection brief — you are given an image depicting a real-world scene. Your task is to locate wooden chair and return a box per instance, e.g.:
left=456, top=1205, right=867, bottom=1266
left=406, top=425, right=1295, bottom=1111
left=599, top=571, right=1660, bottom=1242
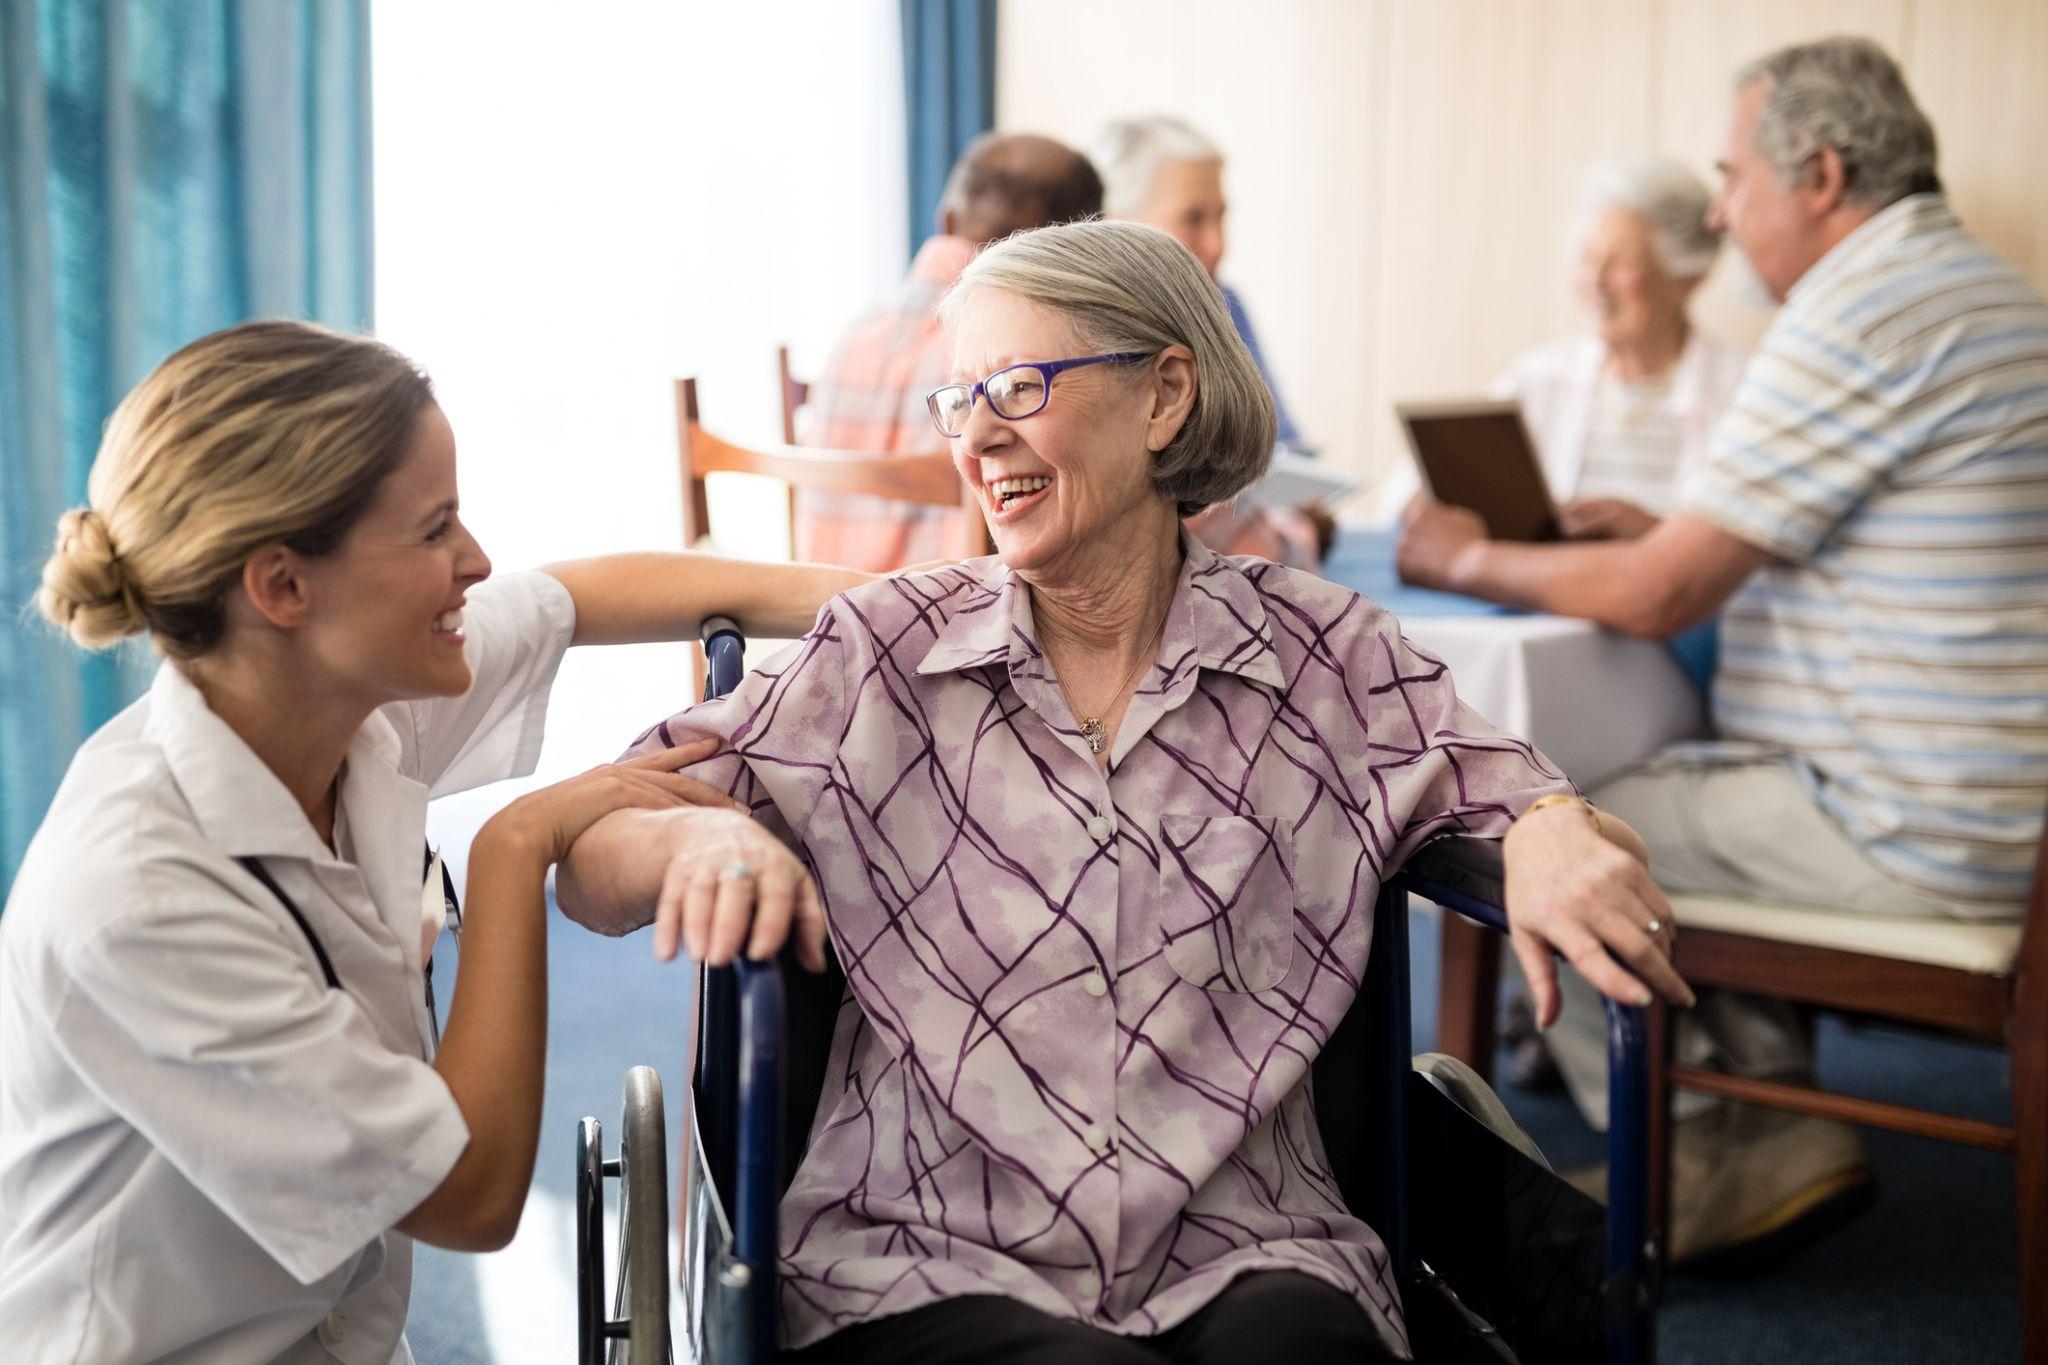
left=1644, top=844, right=2046, bottom=1362
left=675, top=376, right=984, bottom=551
left=1437, top=823, right=2047, bottom=1361
left=775, top=345, right=809, bottom=446
left=674, top=377, right=988, bottom=695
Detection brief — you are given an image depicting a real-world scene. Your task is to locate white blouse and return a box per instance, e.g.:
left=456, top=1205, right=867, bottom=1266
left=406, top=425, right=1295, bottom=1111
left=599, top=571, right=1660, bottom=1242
left=0, top=571, right=574, bottom=1365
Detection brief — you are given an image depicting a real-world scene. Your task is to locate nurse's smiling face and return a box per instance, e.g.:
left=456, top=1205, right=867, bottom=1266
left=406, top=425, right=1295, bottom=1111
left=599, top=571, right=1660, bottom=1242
left=295, top=403, right=493, bottom=705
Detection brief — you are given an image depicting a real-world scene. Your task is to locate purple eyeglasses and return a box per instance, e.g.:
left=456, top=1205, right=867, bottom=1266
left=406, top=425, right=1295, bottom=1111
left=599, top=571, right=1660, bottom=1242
left=926, top=352, right=1152, bottom=437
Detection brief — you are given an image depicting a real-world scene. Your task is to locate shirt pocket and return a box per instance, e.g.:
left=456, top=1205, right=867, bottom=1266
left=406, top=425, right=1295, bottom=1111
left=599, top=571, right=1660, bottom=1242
left=1157, top=815, right=1297, bottom=993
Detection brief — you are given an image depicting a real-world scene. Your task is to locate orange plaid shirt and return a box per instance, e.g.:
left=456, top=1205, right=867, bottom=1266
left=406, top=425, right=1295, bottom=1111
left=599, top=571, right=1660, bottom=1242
left=792, top=236, right=977, bottom=572
left=794, top=235, right=1323, bottom=573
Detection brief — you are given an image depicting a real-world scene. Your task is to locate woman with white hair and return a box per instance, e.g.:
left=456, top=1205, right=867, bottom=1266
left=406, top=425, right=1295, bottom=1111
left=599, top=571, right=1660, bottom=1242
left=1492, top=154, right=1748, bottom=539
left=561, top=219, right=1692, bottom=1362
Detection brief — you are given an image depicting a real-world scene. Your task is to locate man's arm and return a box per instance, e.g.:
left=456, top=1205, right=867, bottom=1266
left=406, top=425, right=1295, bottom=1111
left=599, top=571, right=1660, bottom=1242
left=1397, top=506, right=1771, bottom=639
left=543, top=553, right=869, bottom=646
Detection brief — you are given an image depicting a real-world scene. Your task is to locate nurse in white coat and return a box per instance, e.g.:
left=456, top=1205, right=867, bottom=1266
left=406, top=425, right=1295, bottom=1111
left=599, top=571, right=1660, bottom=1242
left=0, top=319, right=862, bottom=1363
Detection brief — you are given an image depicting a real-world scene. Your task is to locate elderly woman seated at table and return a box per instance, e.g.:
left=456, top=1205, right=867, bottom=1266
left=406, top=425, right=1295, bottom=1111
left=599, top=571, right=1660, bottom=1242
left=1396, top=155, right=1746, bottom=541
left=558, top=220, right=1691, bottom=1364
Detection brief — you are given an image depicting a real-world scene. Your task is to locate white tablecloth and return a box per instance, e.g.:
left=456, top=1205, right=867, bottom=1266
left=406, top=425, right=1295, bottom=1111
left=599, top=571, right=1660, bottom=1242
left=1402, top=615, right=1705, bottom=790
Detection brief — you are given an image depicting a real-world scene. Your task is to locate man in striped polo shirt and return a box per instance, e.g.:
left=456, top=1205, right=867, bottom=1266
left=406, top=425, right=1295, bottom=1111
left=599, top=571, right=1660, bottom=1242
left=1398, top=36, right=2048, bottom=1268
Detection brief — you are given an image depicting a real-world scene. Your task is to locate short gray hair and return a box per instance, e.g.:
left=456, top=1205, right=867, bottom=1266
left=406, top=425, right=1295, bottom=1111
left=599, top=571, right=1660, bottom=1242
left=1735, top=36, right=1940, bottom=208
left=1578, top=154, right=1722, bottom=280
left=940, top=219, right=1275, bottom=517
left=1091, top=116, right=1223, bottom=219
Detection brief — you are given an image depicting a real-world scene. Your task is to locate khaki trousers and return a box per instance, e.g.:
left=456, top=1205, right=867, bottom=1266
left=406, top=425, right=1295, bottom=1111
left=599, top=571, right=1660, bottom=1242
left=1540, top=745, right=1980, bottom=1130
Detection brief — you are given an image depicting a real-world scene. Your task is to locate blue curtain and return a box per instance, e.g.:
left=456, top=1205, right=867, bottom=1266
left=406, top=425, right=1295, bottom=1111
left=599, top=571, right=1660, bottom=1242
left=900, top=0, right=995, bottom=262
left=0, top=0, right=372, bottom=888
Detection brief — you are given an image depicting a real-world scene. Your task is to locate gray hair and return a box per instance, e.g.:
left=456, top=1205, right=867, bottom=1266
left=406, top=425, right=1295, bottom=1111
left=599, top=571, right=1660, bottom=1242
left=1735, top=36, right=1940, bottom=208
left=1091, top=116, right=1223, bottom=219
left=940, top=219, right=1275, bottom=517
left=1578, top=154, right=1722, bottom=280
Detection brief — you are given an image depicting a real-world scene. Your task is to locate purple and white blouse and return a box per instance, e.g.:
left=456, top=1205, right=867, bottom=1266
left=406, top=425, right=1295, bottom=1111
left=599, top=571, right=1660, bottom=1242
left=624, top=536, right=1568, bottom=1355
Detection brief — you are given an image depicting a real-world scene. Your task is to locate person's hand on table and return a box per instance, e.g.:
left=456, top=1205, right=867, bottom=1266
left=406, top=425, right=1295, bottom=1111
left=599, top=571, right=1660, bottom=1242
left=1395, top=495, right=1489, bottom=590
left=1501, top=798, right=1695, bottom=1027
left=1298, top=499, right=1339, bottom=561
left=1559, top=498, right=1660, bottom=542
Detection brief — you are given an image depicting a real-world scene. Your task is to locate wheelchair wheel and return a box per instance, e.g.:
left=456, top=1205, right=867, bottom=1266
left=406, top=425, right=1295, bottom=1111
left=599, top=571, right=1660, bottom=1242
left=575, top=1066, right=673, bottom=1364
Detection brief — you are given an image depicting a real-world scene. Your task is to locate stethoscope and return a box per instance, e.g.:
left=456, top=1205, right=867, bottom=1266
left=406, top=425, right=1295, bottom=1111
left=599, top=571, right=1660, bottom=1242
left=236, top=844, right=463, bottom=1056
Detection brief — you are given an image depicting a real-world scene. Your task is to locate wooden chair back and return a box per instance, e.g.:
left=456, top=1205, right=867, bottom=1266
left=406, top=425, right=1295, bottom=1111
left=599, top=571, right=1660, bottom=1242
left=775, top=345, right=810, bottom=446
left=674, top=377, right=986, bottom=554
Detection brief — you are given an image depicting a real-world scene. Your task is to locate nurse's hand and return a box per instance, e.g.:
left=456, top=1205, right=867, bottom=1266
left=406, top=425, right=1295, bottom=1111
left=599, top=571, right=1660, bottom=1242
left=645, top=810, right=827, bottom=972
left=477, top=739, right=740, bottom=868
left=1501, top=799, right=1695, bottom=1028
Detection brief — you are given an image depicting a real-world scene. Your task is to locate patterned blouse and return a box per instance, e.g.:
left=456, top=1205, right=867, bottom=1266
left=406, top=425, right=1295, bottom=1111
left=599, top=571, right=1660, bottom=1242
left=624, top=536, right=1568, bottom=1355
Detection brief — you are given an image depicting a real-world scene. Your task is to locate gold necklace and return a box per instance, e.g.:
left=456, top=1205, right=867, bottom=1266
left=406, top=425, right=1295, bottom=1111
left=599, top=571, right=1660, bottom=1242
left=1057, top=609, right=1170, bottom=756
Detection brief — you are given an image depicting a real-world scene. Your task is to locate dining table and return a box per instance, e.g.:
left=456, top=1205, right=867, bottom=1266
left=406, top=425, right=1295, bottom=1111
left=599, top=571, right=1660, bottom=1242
left=1321, top=529, right=1707, bottom=791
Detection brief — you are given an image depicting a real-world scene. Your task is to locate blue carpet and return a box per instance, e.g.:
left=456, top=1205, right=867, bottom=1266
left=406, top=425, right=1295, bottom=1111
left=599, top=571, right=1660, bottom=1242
left=407, top=902, right=2022, bottom=1363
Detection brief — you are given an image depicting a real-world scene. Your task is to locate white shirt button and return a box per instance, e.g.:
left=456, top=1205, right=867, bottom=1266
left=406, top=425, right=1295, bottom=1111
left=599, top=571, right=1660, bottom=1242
left=1083, top=971, right=1108, bottom=998
left=320, top=1310, right=347, bottom=1345
left=1086, top=815, right=1114, bottom=842
left=1083, top=1122, right=1111, bottom=1150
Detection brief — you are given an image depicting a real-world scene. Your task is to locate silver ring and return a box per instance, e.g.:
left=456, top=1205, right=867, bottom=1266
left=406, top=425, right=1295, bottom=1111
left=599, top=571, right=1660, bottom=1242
left=1644, top=917, right=1664, bottom=936
left=718, top=859, right=754, bottom=882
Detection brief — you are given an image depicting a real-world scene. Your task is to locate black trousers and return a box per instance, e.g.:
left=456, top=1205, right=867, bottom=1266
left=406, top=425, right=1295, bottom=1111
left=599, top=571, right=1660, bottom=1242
left=782, top=1270, right=1400, bottom=1365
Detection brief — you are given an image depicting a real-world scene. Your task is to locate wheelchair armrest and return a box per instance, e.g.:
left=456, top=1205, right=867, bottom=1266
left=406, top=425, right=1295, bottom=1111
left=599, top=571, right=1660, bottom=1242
left=1393, top=836, right=1507, bottom=933
left=1390, top=833, right=1658, bottom=1355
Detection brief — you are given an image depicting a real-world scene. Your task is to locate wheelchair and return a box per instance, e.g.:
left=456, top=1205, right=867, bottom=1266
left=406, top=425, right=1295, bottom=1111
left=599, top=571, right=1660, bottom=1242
left=577, top=617, right=1659, bottom=1364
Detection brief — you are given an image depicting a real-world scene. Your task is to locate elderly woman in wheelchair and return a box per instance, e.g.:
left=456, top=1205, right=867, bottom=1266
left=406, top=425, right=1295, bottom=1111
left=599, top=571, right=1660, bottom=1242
left=559, top=219, right=1691, bottom=1364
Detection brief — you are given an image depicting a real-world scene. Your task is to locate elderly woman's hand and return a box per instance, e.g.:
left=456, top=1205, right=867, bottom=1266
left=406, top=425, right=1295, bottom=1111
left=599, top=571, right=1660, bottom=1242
left=646, top=807, right=828, bottom=972
left=1395, top=495, right=1488, bottom=591
left=1501, top=801, right=1695, bottom=1027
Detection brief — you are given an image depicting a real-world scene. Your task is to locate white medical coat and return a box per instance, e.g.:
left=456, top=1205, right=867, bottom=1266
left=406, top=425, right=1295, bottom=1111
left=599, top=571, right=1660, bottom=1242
left=0, top=571, right=576, bottom=1363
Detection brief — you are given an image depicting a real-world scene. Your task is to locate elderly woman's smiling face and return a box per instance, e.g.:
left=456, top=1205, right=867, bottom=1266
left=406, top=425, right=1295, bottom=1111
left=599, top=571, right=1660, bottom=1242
left=947, top=288, right=1188, bottom=580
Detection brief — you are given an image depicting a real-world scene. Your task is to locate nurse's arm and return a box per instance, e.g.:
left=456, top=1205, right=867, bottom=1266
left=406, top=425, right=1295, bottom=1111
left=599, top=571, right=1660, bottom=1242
left=542, top=553, right=870, bottom=645
left=396, top=745, right=719, bottom=1251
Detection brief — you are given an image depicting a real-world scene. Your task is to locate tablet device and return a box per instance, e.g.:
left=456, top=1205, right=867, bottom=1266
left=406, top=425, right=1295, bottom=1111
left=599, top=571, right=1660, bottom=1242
left=1395, top=400, right=1562, bottom=542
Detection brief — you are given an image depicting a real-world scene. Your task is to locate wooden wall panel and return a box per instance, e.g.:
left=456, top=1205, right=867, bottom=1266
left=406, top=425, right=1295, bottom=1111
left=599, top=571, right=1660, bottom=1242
left=1372, top=0, right=1658, bottom=469
left=1905, top=0, right=2048, bottom=289
left=1655, top=1, right=1911, bottom=351
left=995, top=0, right=1388, bottom=476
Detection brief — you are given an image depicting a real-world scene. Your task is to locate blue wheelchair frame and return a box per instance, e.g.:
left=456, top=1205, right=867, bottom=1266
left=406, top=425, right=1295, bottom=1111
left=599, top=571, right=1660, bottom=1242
left=680, top=620, right=1657, bottom=1363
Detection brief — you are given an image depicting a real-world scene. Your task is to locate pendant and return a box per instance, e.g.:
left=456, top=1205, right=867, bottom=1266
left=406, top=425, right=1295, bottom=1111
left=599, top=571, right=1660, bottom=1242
left=1079, top=717, right=1107, bottom=755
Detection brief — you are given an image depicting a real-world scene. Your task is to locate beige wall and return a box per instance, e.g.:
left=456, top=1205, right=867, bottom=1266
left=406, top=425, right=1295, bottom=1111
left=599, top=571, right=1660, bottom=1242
left=996, top=0, right=2048, bottom=508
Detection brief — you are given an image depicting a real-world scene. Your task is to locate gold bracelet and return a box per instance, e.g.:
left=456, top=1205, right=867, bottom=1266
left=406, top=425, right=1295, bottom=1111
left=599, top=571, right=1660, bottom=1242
left=1521, top=793, right=1603, bottom=837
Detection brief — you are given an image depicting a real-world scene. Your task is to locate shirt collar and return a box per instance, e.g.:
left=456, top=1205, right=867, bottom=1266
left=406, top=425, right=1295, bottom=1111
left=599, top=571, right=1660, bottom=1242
left=144, top=662, right=409, bottom=863
left=1785, top=193, right=1955, bottom=308
left=916, top=533, right=1286, bottom=691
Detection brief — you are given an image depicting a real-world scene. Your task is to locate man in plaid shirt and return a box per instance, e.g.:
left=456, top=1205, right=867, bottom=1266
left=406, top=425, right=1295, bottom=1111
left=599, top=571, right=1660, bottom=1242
left=793, top=134, right=1103, bottom=571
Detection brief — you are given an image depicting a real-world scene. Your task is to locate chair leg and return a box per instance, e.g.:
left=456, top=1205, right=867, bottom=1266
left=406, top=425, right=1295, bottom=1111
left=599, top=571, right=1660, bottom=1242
left=1435, top=913, right=1499, bottom=1079
left=2013, top=978, right=2047, bottom=1362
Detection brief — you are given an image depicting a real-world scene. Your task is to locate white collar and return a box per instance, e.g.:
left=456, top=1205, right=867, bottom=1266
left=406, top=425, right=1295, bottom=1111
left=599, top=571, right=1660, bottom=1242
left=143, top=663, right=413, bottom=865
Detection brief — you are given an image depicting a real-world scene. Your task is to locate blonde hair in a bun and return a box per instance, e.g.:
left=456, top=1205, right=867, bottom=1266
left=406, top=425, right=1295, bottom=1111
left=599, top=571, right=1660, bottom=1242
left=34, top=319, right=434, bottom=660
left=38, top=507, right=147, bottom=649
